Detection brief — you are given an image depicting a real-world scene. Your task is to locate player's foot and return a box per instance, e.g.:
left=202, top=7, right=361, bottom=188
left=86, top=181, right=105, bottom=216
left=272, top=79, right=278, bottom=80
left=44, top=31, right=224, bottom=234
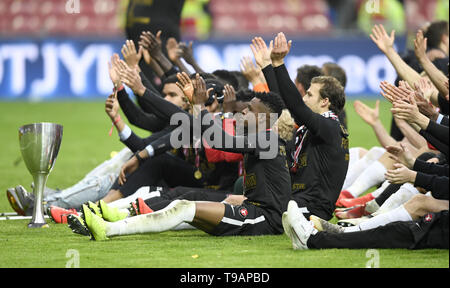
left=7, top=185, right=34, bottom=216
left=86, top=201, right=102, bottom=218
left=137, top=198, right=153, bottom=215
left=48, top=206, right=78, bottom=224
left=335, top=204, right=370, bottom=219
left=67, top=214, right=90, bottom=236
left=335, top=190, right=354, bottom=207
left=337, top=216, right=370, bottom=227
left=98, top=200, right=128, bottom=222
left=364, top=199, right=380, bottom=214
left=129, top=198, right=154, bottom=216
left=310, top=215, right=344, bottom=233
left=82, top=204, right=109, bottom=241
left=6, top=187, right=26, bottom=216
left=282, top=212, right=301, bottom=250
left=339, top=193, right=374, bottom=208
left=284, top=200, right=317, bottom=250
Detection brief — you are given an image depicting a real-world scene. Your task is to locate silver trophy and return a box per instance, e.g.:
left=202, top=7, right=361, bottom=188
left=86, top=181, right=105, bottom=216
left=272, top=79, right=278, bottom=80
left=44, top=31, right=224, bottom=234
left=19, top=123, right=63, bottom=228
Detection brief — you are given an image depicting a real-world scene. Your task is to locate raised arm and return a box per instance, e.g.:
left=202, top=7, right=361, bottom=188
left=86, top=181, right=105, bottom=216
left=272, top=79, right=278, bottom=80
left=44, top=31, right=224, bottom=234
left=139, top=30, right=176, bottom=76
left=414, top=30, right=449, bottom=97
left=370, top=24, right=422, bottom=88
left=353, top=100, right=397, bottom=147
left=179, top=41, right=205, bottom=74
left=166, top=37, right=191, bottom=75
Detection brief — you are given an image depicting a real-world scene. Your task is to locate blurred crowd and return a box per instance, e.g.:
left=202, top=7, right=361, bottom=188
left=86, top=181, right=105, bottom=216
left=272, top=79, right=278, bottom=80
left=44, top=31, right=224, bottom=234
left=0, top=0, right=448, bottom=40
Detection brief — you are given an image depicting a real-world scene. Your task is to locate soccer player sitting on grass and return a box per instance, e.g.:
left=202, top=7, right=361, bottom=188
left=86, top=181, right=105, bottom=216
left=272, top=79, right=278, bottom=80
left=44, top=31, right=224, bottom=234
left=68, top=67, right=296, bottom=240
left=251, top=33, right=349, bottom=221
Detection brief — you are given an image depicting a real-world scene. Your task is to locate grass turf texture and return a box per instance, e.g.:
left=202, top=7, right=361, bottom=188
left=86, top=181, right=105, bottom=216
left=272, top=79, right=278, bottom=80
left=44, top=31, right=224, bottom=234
left=0, top=100, right=448, bottom=268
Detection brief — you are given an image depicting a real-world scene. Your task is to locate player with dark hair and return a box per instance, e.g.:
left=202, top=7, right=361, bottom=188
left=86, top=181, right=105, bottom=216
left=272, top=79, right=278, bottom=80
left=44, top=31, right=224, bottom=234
left=294, top=65, right=323, bottom=97
left=69, top=68, right=296, bottom=240
left=251, top=33, right=349, bottom=221
left=322, top=62, right=348, bottom=129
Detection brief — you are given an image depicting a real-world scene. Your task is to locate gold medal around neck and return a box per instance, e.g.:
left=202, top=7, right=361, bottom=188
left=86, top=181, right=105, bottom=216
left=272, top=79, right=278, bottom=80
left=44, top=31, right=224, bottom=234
left=194, top=170, right=202, bottom=179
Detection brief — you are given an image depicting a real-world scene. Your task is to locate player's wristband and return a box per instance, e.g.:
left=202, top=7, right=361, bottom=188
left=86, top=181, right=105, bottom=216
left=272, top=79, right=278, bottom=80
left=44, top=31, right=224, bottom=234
left=134, top=151, right=146, bottom=165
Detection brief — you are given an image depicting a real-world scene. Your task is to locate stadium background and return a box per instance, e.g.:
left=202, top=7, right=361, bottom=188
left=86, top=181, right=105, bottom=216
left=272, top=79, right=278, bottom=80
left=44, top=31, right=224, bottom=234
left=0, top=0, right=448, bottom=101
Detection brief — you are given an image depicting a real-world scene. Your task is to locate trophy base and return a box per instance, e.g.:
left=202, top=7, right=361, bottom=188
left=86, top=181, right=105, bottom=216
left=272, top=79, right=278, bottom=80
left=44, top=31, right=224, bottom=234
left=28, top=222, right=49, bottom=228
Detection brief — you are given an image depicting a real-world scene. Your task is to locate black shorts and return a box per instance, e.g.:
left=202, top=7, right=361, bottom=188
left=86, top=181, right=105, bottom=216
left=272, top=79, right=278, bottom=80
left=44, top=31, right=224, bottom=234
left=409, top=210, right=449, bottom=249
left=209, top=203, right=277, bottom=236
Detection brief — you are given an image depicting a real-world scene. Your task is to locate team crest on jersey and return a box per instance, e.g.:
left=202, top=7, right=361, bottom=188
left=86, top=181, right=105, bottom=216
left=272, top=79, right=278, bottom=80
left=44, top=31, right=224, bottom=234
left=424, top=213, right=433, bottom=222
left=239, top=207, right=248, bottom=218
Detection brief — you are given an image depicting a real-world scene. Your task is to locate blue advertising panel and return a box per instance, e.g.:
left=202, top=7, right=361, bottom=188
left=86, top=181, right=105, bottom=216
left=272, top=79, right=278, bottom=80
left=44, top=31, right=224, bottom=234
left=0, top=36, right=406, bottom=100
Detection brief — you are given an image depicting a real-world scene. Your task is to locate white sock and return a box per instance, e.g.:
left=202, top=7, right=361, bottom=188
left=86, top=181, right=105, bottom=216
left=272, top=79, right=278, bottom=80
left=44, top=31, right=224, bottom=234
left=342, top=147, right=385, bottom=190
left=345, top=205, right=412, bottom=233
left=371, top=180, right=390, bottom=198
left=106, top=200, right=196, bottom=237
left=372, top=183, right=419, bottom=216
left=172, top=222, right=196, bottom=230
left=348, top=147, right=361, bottom=168
left=108, top=186, right=160, bottom=209
left=346, top=161, right=387, bottom=198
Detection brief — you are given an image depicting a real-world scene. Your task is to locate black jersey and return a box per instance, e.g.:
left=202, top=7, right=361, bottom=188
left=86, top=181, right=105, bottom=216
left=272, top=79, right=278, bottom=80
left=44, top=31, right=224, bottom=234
left=289, top=118, right=349, bottom=220
left=199, top=112, right=292, bottom=233
left=241, top=132, right=291, bottom=233
left=263, top=64, right=349, bottom=220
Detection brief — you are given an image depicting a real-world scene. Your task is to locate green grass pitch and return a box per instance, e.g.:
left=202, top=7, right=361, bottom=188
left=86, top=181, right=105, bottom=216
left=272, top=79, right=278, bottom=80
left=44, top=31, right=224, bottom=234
left=0, top=99, right=448, bottom=268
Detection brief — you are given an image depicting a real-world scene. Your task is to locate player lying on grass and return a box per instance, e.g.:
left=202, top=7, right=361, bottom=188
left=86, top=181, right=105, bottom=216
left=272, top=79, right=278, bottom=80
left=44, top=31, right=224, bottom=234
left=67, top=67, right=297, bottom=240
left=282, top=200, right=448, bottom=250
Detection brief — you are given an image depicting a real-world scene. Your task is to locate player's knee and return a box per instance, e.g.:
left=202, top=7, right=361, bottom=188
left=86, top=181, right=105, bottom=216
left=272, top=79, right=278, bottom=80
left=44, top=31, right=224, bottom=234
left=405, top=194, right=428, bottom=215
left=358, top=147, right=368, bottom=158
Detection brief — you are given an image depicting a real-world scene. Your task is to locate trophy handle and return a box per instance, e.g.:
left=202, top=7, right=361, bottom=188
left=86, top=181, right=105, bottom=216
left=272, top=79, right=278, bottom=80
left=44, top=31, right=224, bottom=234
left=28, top=173, right=49, bottom=228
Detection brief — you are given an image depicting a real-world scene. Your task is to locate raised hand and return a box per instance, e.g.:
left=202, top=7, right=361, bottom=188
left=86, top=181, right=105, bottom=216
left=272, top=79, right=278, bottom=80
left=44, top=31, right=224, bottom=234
left=141, top=47, right=152, bottom=65
left=179, top=41, right=195, bottom=64
left=414, top=78, right=434, bottom=101
left=271, top=32, right=292, bottom=67
left=240, top=56, right=264, bottom=84
left=391, top=95, right=421, bottom=124
left=250, top=37, right=273, bottom=69
left=370, top=24, right=395, bottom=54
left=176, top=72, right=194, bottom=104
left=121, top=40, right=143, bottom=69
left=105, top=93, right=119, bottom=121
left=192, top=74, right=210, bottom=106
left=380, top=81, right=412, bottom=103
left=385, top=163, right=417, bottom=184
left=119, top=59, right=146, bottom=96
left=414, top=30, right=427, bottom=61
left=386, top=142, right=416, bottom=169
left=413, top=87, right=438, bottom=122
left=222, top=84, right=237, bottom=113
left=166, top=37, right=183, bottom=63
left=353, top=100, right=380, bottom=126
left=108, top=54, right=122, bottom=89
left=140, top=30, right=163, bottom=60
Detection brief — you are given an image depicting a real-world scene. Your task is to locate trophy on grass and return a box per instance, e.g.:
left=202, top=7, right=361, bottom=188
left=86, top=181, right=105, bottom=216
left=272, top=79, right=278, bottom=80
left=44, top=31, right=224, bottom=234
left=19, top=123, right=63, bottom=228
